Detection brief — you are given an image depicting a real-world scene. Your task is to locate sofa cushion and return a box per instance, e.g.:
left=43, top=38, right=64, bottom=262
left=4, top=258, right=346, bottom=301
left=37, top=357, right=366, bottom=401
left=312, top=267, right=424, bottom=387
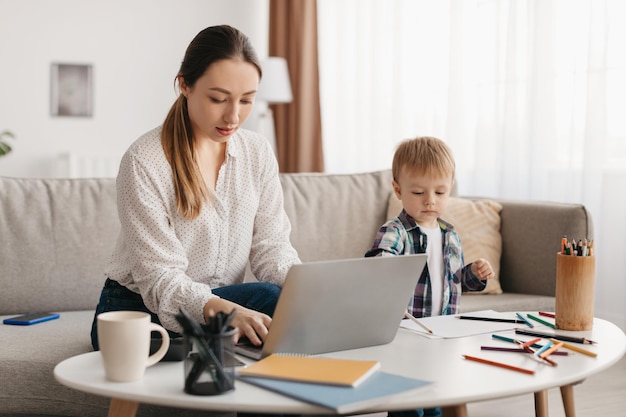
left=442, top=198, right=503, bottom=294
left=0, top=311, right=109, bottom=417
left=0, top=177, right=119, bottom=315
left=280, top=170, right=393, bottom=262
left=386, top=194, right=503, bottom=294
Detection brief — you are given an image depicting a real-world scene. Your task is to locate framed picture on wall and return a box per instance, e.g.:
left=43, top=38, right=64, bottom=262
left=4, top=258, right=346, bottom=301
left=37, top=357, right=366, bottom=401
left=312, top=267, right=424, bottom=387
left=50, top=63, right=93, bottom=117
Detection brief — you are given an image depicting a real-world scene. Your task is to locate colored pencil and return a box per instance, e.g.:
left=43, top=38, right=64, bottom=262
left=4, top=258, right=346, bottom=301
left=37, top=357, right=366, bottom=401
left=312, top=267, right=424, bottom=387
left=515, top=340, right=559, bottom=366
left=514, top=329, right=597, bottom=345
left=404, top=309, right=433, bottom=334
left=480, top=346, right=567, bottom=356
left=527, top=313, right=556, bottom=329
left=522, top=338, right=542, bottom=349
left=540, top=342, right=564, bottom=359
left=516, top=312, right=534, bottom=328
left=462, top=355, right=535, bottom=375
left=550, top=339, right=598, bottom=358
left=481, top=346, right=528, bottom=353
left=534, top=341, right=554, bottom=357
left=491, top=334, right=543, bottom=348
left=457, top=316, right=525, bottom=324
left=540, top=355, right=558, bottom=367
left=539, top=311, right=556, bottom=318
left=489, top=335, right=569, bottom=354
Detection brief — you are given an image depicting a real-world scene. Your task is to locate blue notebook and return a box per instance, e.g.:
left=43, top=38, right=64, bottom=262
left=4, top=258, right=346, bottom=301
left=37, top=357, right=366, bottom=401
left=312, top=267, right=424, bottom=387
left=237, top=371, right=431, bottom=414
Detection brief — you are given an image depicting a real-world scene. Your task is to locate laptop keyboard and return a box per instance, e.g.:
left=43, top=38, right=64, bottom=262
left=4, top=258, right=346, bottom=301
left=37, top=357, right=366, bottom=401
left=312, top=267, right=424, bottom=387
left=234, top=339, right=264, bottom=360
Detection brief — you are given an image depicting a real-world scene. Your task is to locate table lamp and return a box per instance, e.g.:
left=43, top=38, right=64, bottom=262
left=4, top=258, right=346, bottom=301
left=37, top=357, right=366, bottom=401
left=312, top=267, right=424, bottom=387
left=256, top=57, right=293, bottom=154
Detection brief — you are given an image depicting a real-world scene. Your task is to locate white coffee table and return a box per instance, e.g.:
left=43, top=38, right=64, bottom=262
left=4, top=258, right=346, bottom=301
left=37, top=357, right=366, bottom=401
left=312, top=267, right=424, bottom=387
left=55, top=316, right=625, bottom=417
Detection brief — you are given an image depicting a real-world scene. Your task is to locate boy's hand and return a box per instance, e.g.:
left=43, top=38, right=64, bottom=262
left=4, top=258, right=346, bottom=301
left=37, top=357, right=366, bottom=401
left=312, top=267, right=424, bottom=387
left=471, top=258, right=494, bottom=281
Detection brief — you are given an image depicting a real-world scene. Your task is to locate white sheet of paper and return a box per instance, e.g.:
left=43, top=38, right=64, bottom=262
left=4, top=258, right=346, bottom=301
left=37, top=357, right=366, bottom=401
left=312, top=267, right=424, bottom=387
left=400, top=310, right=524, bottom=338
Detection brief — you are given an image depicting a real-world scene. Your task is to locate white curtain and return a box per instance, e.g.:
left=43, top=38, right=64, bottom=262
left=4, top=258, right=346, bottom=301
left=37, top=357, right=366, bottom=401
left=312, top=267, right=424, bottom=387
left=318, top=0, right=626, bottom=329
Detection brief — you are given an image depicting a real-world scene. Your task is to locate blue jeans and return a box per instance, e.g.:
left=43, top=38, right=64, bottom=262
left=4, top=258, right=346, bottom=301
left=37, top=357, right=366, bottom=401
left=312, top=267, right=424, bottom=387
left=389, top=408, right=442, bottom=417
left=90, top=278, right=281, bottom=350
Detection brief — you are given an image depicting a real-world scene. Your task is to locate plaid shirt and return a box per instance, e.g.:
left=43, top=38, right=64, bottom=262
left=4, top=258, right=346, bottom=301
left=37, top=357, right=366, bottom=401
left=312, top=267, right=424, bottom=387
left=365, top=209, right=485, bottom=317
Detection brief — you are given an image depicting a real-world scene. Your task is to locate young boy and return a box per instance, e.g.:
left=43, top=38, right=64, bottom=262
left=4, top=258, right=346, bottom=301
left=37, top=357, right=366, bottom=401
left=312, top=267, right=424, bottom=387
left=366, top=136, right=493, bottom=317
left=365, top=137, right=493, bottom=417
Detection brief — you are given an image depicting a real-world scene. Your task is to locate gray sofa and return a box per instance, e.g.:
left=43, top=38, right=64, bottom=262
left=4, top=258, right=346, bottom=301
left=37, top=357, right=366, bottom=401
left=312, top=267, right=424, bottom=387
left=0, top=170, right=593, bottom=417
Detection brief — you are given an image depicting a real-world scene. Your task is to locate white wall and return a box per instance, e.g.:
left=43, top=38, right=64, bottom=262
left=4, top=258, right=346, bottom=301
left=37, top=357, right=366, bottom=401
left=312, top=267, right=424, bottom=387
left=0, top=0, right=269, bottom=178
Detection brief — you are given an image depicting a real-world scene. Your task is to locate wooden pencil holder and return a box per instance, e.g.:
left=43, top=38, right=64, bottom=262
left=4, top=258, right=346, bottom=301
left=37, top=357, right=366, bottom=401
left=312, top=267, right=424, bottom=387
left=555, top=253, right=596, bottom=331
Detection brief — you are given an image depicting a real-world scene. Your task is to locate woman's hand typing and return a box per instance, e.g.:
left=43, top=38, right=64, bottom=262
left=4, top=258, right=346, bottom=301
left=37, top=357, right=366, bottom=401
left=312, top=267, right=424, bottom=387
left=203, top=297, right=271, bottom=346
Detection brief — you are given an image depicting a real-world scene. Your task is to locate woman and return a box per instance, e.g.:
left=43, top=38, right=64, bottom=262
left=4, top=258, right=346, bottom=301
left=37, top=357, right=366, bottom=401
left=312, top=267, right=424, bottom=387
left=91, top=25, right=300, bottom=350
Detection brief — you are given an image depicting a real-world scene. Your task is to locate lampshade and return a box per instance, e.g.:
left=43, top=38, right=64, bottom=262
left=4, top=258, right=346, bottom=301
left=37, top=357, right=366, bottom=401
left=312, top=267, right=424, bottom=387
left=257, top=57, right=293, bottom=104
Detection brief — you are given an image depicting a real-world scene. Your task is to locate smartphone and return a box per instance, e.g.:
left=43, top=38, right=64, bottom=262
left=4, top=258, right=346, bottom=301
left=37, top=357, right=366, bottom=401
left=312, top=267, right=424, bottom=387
left=3, top=312, right=60, bottom=326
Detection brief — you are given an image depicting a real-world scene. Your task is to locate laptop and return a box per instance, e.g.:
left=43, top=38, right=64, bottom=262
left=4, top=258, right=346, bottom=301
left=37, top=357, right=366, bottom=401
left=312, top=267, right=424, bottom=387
left=234, top=254, right=427, bottom=360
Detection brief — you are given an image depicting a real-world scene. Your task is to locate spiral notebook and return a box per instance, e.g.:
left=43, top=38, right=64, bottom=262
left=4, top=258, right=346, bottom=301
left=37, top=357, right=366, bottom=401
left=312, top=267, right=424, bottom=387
left=235, top=254, right=427, bottom=360
left=237, top=354, right=381, bottom=387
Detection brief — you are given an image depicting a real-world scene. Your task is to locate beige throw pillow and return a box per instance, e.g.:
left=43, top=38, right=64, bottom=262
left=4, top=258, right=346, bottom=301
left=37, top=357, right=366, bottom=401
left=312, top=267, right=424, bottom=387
left=386, top=193, right=503, bottom=294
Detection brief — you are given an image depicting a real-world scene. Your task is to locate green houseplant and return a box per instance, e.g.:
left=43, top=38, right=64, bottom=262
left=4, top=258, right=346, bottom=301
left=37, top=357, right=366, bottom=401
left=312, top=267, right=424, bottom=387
left=0, top=130, right=15, bottom=156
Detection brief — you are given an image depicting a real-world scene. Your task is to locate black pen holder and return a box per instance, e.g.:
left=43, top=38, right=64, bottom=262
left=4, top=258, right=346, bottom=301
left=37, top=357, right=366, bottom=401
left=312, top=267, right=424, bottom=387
left=183, top=325, right=237, bottom=395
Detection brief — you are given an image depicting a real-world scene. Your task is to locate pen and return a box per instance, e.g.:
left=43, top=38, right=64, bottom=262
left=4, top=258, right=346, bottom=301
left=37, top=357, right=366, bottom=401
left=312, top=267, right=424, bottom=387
left=462, top=354, right=535, bottom=375
left=527, top=313, right=556, bottom=329
left=457, top=316, right=525, bottom=324
left=550, top=338, right=598, bottom=358
left=222, top=308, right=237, bottom=331
left=516, top=312, right=534, bottom=328
left=404, top=309, right=433, bottom=334
left=515, top=329, right=597, bottom=345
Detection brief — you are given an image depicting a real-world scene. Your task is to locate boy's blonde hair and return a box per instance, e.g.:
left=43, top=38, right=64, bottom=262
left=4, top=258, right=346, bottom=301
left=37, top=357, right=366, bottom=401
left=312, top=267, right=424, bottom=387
left=392, top=136, right=455, bottom=182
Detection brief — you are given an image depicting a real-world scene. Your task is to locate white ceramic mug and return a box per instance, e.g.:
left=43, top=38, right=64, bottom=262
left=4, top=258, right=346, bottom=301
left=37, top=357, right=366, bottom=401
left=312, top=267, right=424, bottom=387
left=97, top=311, right=170, bottom=382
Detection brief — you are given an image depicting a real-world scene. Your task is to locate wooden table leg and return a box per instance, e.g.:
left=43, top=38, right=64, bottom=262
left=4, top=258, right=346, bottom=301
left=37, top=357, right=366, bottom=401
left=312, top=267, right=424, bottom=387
left=441, top=404, right=468, bottom=417
left=107, top=398, right=139, bottom=417
left=534, top=390, right=549, bottom=417
left=560, top=384, right=576, bottom=417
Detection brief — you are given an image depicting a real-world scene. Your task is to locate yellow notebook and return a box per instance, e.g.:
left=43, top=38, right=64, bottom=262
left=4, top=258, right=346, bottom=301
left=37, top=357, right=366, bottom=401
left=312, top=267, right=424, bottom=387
left=237, top=354, right=381, bottom=387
